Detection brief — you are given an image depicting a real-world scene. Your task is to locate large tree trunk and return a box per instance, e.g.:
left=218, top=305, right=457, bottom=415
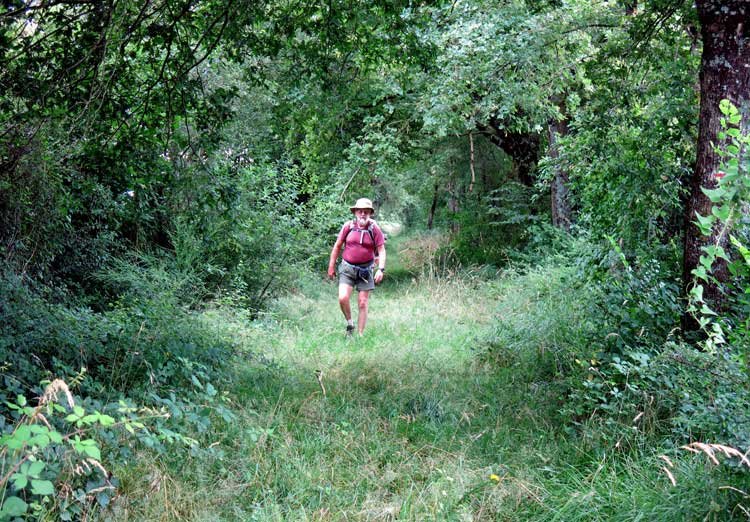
left=477, top=119, right=541, bottom=187
left=548, top=117, right=572, bottom=231
left=683, top=0, right=750, bottom=330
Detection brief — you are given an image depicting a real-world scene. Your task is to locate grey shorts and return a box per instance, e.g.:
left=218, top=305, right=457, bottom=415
left=339, top=261, right=375, bottom=291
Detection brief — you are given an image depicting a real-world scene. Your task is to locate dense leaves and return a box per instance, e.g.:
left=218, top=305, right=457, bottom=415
left=2, top=0, right=750, bottom=518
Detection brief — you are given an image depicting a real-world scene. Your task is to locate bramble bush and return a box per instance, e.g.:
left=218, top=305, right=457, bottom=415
left=555, top=238, right=750, bottom=451
left=552, top=102, right=750, bottom=451
left=476, top=230, right=749, bottom=452
left=0, top=379, right=114, bottom=521
left=1, top=261, right=235, bottom=398
left=1, top=257, right=245, bottom=519
left=0, top=372, right=236, bottom=520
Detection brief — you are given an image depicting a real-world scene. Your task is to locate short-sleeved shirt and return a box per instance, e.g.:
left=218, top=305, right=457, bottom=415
left=337, top=220, right=385, bottom=265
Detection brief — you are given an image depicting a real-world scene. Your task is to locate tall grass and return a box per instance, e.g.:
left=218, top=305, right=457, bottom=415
left=104, top=238, right=749, bottom=521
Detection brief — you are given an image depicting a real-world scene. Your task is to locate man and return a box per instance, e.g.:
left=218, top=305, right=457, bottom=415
left=327, top=198, right=386, bottom=336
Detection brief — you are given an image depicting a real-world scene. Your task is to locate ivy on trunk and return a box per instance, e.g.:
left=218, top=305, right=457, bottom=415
left=683, top=0, right=750, bottom=330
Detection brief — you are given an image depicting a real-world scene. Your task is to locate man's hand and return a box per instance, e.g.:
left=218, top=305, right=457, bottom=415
left=327, top=266, right=336, bottom=279
left=374, top=269, right=384, bottom=285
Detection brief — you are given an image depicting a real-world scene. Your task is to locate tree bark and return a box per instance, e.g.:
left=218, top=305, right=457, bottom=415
left=683, top=0, right=750, bottom=330
left=548, top=117, right=572, bottom=231
left=477, top=119, right=541, bottom=187
left=427, top=183, right=439, bottom=230
left=447, top=178, right=460, bottom=234
left=468, top=132, right=476, bottom=194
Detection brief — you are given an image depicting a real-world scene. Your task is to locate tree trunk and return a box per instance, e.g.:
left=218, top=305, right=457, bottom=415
left=427, top=183, right=439, bottom=230
left=683, top=0, right=750, bottom=330
left=468, top=132, right=476, bottom=194
left=447, top=178, right=460, bottom=234
left=548, top=117, right=572, bottom=231
left=477, top=120, right=541, bottom=187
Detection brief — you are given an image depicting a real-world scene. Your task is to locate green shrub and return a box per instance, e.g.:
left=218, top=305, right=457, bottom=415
left=166, top=160, right=334, bottom=308
left=0, top=255, right=238, bottom=401
left=475, top=239, right=750, bottom=451
left=0, top=369, right=237, bottom=521
left=449, top=183, right=545, bottom=267
left=0, top=272, right=121, bottom=397
left=1, top=263, right=243, bottom=520
left=0, top=380, right=115, bottom=521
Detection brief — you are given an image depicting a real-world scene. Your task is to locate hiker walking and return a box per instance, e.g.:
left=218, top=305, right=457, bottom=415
left=328, top=198, right=386, bottom=336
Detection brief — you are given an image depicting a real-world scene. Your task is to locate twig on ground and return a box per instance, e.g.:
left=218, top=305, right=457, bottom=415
left=315, top=369, right=326, bottom=397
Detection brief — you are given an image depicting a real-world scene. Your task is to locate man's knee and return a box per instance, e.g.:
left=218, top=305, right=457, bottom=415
left=358, top=296, right=369, bottom=310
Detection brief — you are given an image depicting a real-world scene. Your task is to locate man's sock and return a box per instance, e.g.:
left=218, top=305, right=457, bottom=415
left=346, top=319, right=354, bottom=327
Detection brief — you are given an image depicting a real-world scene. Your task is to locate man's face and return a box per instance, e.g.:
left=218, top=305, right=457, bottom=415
left=354, top=208, right=372, bottom=226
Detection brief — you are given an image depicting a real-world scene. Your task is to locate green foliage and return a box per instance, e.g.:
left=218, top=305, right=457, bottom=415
left=164, top=159, right=318, bottom=307
left=0, top=259, right=241, bottom=402
left=0, top=372, right=238, bottom=521
left=665, top=347, right=750, bottom=449
left=1, top=381, right=112, bottom=520
left=559, top=250, right=742, bottom=446
left=557, top=55, right=697, bottom=251
left=475, top=226, right=750, bottom=464
left=688, top=100, right=750, bottom=350
left=670, top=100, right=750, bottom=451
left=450, top=182, right=544, bottom=265
left=472, top=237, right=710, bottom=444
left=1, top=0, right=242, bottom=289
left=420, top=0, right=619, bottom=137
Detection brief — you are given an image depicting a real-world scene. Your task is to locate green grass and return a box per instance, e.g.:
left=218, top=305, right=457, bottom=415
left=109, top=242, right=750, bottom=521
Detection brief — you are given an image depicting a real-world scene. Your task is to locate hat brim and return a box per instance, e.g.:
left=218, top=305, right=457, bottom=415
left=350, top=206, right=374, bottom=213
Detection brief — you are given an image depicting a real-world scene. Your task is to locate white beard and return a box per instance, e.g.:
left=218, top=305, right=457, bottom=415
left=357, top=217, right=369, bottom=227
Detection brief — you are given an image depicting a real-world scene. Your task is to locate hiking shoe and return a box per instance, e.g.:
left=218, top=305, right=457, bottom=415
left=346, top=324, right=355, bottom=337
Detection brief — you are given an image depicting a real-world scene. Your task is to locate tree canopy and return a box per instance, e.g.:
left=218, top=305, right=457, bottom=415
left=2, top=0, right=750, bottom=518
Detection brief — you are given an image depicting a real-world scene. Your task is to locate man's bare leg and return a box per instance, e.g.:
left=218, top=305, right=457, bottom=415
left=339, top=283, right=354, bottom=320
left=357, top=290, right=370, bottom=335
left=339, top=284, right=355, bottom=335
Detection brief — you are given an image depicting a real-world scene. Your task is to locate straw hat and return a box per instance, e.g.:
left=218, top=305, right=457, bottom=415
left=349, top=198, right=375, bottom=214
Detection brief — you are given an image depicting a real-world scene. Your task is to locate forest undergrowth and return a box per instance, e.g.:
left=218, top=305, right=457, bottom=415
left=2, top=0, right=750, bottom=519
left=103, top=239, right=748, bottom=521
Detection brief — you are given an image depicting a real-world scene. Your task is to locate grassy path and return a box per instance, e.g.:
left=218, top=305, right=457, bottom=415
left=226, top=273, right=524, bottom=520
left=195, top=251, right=570, bottom=521
left=116, top=246, right=729, bottom=521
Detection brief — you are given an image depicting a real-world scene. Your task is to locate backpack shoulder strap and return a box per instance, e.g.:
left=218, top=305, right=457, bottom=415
left=343, top=220, right=356, bottom=246
left=366, top=222, right=377, bottom=253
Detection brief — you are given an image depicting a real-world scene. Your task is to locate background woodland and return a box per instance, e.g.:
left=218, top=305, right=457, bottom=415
left=1, top=0, right=750, bottom=519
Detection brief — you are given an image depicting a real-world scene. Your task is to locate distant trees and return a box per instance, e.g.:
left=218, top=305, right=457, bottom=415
left=1, top=0, right=747, bottom=326
left=0, top=0, right=425, bottom=289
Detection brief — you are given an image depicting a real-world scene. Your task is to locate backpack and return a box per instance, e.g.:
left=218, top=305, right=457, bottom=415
left=344, top=220, right=378, bottom=256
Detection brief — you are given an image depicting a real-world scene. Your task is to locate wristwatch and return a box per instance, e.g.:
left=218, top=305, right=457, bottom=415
left=377, top=267, right=385, bottom=272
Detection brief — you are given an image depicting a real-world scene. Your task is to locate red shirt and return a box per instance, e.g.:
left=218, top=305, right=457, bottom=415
left=337, top=221, right=385, bottom=264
